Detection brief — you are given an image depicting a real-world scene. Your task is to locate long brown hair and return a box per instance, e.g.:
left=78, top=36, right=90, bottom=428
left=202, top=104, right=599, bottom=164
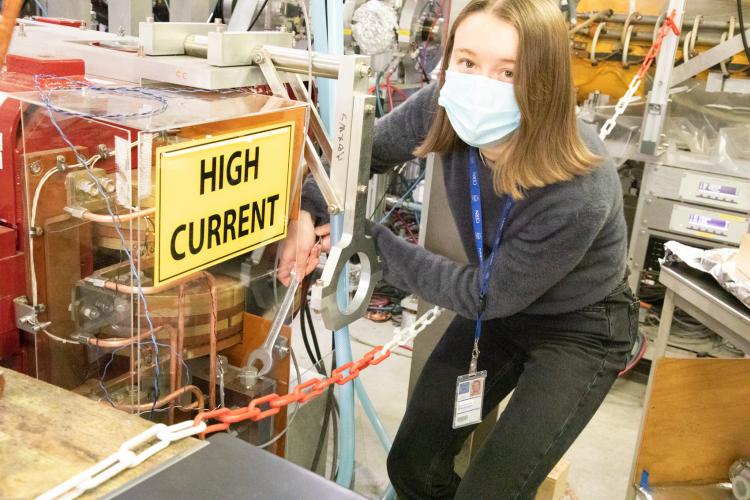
left=414, top=0, right=599, bottom=199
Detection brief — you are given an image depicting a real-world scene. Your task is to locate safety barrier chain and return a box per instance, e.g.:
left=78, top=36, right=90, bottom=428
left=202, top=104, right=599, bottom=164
left=37, top=306, right=443, bottom=500
left=599, top=10, right=681, bottom=140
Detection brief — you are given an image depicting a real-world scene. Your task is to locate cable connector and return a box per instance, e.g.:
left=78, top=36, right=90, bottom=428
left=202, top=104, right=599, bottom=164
left=64, top=206, right=88, bottom=219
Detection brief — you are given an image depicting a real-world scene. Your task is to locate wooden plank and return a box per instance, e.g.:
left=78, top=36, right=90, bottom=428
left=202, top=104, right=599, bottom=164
left=0, top=369, right=203, bottom=499
left=535, top=459, right=570, bottom=500
left=635, top=358, right=750, bottom=485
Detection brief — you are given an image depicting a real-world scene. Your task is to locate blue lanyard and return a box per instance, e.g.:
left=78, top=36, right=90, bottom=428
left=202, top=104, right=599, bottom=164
left=469, top=148, right=513, bottom=348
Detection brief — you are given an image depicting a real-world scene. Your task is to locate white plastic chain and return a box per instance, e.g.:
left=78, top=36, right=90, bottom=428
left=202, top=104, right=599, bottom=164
left=38, top=307, right=443, bottom=500
left=37, top=420, right=208, bottom=500
left=598, top=74, right=643, bottom=141
left=380, top=306, right=444, bottom=355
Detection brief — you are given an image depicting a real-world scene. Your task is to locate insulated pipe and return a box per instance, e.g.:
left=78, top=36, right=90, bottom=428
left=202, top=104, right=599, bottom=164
left=331, top=214, right=355, bottom=488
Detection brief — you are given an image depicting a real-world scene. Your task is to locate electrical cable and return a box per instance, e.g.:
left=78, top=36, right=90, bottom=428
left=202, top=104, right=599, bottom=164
left=247, top=0, right=271, bottom=31
left=379, top=169, right=425, bottom=224
left=305, top=302, right=324, bottom=364
left=300, top=301, right=321, bottom=370
left=737, top=0, right=750, bottom=70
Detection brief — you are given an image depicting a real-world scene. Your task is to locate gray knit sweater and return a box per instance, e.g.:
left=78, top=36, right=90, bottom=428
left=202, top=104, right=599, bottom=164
left=301, top=84, right=627, bottom=319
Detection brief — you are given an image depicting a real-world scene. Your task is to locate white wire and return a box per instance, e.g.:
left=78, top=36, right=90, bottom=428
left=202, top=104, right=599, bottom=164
left=42, top=329, right=77, bottom=345
left=28, top=158, right=96, bottom=306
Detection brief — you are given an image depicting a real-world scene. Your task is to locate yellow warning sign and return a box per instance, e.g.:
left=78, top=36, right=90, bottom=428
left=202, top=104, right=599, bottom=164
left=155, top=123, right=295, bottom=285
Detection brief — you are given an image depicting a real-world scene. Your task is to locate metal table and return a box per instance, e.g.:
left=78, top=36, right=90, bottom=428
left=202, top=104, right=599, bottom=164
left=651, top=264, right=750, bottom=359
left=627, top=263, right=750, bottom=499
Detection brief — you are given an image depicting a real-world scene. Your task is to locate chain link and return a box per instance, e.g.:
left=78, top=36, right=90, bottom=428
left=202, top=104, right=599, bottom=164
left=599, top=11, right=680, bottom=140
left=39, top=306, right=444, bottom=499
left=37, top=420, right=208, bottom=500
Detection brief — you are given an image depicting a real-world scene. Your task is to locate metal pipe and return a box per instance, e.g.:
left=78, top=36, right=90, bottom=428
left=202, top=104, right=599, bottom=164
left=578, top=12, right=734, bottom=31
left=102, top=269, right=203, bottom=295
left=569, top=10, right=613, bottom=35
left=592, top=29, right=724, bottom=46
left=384, top=196, right=422, bottom=213
left=202, top=271, right=218, bottom=410
left=87, top=326, right=167, bottom=348
left=115, top=384, right=205, bottom=412
left=262, top=45, right=341, bottom=79
left=176, top=283, right=186, bottom=414
left=69, top=207, right=156, bottom=223
left=169, top=322, right=178, bottom=423
left=184, top=34, right=208, bottom=58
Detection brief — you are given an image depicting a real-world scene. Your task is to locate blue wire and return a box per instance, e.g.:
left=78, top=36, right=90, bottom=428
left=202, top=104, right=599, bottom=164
left=34, top=76, right=197, bottom=408
left=379, top=169, right=425, bottom=224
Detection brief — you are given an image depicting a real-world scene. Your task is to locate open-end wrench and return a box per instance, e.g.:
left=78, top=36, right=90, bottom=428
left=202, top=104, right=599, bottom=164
left=245, top=272, right=299, bottom=377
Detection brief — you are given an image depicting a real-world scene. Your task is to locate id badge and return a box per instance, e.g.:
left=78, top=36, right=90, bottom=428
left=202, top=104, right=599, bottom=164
left=452, top=370, right=487, bottom=429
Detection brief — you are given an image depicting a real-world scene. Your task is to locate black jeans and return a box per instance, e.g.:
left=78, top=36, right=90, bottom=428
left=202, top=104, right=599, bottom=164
left=387, top=280, right=639, bottom=500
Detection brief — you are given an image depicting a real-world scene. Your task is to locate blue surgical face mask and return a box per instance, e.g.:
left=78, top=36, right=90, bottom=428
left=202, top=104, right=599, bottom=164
left=438, top=70, right=521, bottom=148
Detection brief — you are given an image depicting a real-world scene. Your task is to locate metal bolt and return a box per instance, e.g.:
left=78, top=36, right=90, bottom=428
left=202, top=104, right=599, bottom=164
left=34, top=303, right=46, bottom=313
left=29, top=161, right=41, bottom=175
left=239, top=367, right=258, bottom=389
left=327, top=204, right=340, bottom=215
left=29, top=226, right=43, bottom=237
left=253, top=52, right=266, bottom=64
left=364, top=104, right=375, bottom=115
left=81, top=306, right=101, bottom=320
left=316, top=279, right=324, bottom=287
left=98, top=144, right=109, bottom=159
left=357, top=184, right=368, bottom=194
left=357, top=64, right=373, bottom=78
left=56, top=155, right=67, bottom=171
left=117, top=26, right=125, bottom=37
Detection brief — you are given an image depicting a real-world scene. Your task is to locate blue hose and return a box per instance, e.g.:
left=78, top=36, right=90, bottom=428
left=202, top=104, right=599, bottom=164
left=331, top=214, right=355, bottom=488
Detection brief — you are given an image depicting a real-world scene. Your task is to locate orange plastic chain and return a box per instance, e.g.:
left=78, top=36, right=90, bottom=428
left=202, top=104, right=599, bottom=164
left=637, top=10, right=681, bottom=80
left=192, top=346, right=392, bottom=439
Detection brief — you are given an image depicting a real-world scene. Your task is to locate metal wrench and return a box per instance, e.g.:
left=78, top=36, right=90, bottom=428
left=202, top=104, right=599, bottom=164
left=245, top=272, right=299, bottom=377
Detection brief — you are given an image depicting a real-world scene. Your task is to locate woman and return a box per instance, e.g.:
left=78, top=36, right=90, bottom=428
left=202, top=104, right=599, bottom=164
left=280, top=0, right=638, bottom=497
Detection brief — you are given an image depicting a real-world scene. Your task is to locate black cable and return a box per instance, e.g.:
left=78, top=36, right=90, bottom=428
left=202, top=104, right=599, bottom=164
left=737, top=0, right=750, bottom=71
left=305, top=303, right=324, bottom=365
left=247, top=0, right=271, bottom=31
left=300, top=303, right=321, bottom=371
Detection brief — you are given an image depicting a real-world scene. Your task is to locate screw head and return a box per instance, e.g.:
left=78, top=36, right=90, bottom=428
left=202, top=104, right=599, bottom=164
left=365, top=104, right=375, bottom=115
left=357, top=184, right=368, bottom=194
left=29, top=161, right=41, bottom=175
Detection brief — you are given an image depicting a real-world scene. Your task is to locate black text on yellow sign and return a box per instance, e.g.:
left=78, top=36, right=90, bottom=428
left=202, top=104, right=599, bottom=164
left=155, top=123, right=294, bottom=285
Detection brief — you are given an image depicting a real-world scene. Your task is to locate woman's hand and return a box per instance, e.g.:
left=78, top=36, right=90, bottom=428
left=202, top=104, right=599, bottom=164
left=277, top=210, right=331, bottom=287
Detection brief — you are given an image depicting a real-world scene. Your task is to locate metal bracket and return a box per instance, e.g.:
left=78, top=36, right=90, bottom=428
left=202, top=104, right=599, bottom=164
left=254, top=49, right=344, bottom=214
left=13, top=296, right=50, bottom=334
left=319, top=94, right=383, bottom=331
left=639, top=0, right=686, bottom=156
